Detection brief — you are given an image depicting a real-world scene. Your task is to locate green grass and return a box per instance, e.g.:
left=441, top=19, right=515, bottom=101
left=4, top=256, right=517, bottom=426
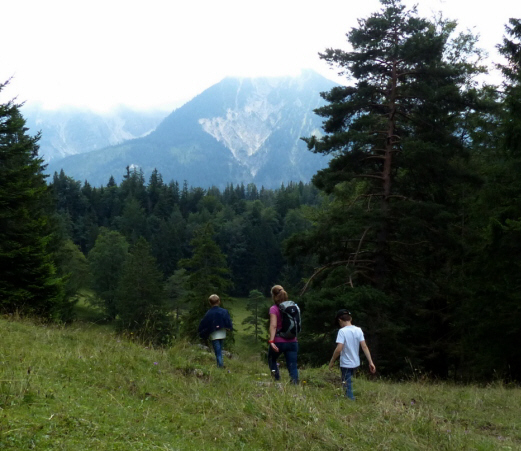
left=226, top=297, right=269, bottom=355
left=1, top=303, right=520, bottom=450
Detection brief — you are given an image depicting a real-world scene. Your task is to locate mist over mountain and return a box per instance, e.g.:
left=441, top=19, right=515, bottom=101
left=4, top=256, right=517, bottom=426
left=23, top=106, right=166, bottom=162
left=45, top=70, right=337, bottom=188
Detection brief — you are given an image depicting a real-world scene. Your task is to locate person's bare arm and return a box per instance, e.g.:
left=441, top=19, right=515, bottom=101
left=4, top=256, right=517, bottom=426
left=360, top=340, right=376, bottom=373
left=269, top=313, right=279, bottom=352
left=329, top=343, right=343, bottom=370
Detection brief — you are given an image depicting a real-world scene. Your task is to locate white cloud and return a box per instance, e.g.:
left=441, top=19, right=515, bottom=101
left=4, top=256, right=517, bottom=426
left=1, top=0, right=519, bottom=111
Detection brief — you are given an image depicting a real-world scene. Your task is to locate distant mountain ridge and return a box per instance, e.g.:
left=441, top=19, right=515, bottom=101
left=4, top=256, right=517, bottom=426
left=46, top=70, right=337, bottom=188
left=23, top=106, right=166, bottom=162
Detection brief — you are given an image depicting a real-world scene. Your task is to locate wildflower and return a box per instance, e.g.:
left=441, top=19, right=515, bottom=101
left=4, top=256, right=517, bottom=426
left=153, top=362, right=158, bottom=365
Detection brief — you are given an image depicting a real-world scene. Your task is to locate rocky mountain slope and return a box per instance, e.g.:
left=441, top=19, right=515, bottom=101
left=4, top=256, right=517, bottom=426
left=46, top=70, right=337, bottom=188
left=23, top=106, right=165, bottom=162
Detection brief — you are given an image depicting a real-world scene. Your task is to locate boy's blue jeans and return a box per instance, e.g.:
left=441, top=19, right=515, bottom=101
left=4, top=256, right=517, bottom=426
left=341, top=367, right=356, bottom=399
left=268, top=341, right=299, bottom=384
left=211, top=339, right=224, bottom=367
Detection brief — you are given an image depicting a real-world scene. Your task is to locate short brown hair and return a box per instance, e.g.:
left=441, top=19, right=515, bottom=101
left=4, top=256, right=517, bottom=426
left=208, top=294, right=220, bottom=306
left=336, top=309, right=352, bottom=323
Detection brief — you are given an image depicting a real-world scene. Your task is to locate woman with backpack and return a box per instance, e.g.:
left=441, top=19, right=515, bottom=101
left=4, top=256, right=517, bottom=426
left=268, top=284, right=300, bottom=384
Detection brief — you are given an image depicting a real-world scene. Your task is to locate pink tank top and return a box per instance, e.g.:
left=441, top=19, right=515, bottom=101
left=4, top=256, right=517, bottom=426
left=269, top=304, right=297, bottom=343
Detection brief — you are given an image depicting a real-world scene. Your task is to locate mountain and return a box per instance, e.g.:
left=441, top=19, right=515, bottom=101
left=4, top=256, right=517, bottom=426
left=46, top=70, right=337, bottom=188
left=22, top=105, right=166, bottom=162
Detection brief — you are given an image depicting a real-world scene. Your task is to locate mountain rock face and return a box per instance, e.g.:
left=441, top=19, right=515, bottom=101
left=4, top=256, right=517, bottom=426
left=23, top=106, right=165, bottom=162
left=46, top=70, right=337, bottom=188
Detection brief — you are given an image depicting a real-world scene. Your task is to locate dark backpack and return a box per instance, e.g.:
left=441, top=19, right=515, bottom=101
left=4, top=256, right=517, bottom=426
left=276, top=300, right=301, bottom=339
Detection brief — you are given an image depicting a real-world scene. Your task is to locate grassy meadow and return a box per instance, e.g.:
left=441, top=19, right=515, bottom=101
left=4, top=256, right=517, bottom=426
left=1, top=299, right=520, bottom=450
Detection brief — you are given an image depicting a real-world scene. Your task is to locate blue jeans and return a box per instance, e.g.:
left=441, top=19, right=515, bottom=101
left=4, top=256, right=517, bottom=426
left=341, top=367, right=356, bottom=399
left=211, top=339, right=224, bottom=367
left=268, top=341, right=299, bottom=384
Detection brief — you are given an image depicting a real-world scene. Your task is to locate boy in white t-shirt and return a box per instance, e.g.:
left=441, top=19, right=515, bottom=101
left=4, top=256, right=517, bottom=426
left=328, top=309, right=376, bottom=399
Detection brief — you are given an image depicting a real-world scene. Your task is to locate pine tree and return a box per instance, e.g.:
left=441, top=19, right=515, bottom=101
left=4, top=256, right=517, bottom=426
left=0, top=81, right=67, bottom=318
left=293, top=0, right=486, bottom=375
left=115, top=197, right=147, bottom=245
left=88, top=228, right=129, bottom=320
left=116, top=237, right=171, bottom=344
left=54, top=239, right=91, bottom=304
left=242, top=289, right=269, bottom=342
left=50, top=170, right=91, bottom=252
left=164, top=268, right=191, bottom=339
left=498, top=19, right=521, bottom=155
left=178, top=223, right=232, bottom=339
left=459, top=18, right=521, bottom=380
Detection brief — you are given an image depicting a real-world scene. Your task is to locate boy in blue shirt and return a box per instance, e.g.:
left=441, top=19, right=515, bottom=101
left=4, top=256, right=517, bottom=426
left=198, top=294, right=233, bottom=368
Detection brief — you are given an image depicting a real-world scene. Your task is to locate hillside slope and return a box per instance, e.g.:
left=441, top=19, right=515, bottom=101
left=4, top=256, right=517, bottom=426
left=1, top=315, right=520, bottom=450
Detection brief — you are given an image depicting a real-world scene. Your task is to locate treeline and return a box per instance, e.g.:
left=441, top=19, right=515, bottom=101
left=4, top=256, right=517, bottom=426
left=51, top=167, right=320, bottom=292
left=2, top=0, right=521, bottom=382
left=48, top=167, right=321, bottom=342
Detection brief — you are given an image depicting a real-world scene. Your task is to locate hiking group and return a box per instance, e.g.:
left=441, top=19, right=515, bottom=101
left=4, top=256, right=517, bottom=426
left=198, top=284, right=376, bottom=399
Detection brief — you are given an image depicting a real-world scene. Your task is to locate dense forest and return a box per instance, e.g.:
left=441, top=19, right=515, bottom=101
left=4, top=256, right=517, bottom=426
left=1, top=0, right=521, bottom=382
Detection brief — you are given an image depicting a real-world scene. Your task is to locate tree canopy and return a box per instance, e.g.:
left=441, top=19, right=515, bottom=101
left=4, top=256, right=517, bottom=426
left=293, top=0, right=489, bottom=376
left=0, top=81, right=68, bottom=319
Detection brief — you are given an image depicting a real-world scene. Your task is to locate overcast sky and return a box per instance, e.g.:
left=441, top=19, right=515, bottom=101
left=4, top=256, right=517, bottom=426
left=1, top=0, right=519, bottom=112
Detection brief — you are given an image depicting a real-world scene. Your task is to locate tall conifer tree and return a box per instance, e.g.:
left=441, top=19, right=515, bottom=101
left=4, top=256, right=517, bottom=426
left=179, top=223, right=231, bottom=339
left=116, top=237, right=171, bottom=344
left=461, top=18, right=521, bottom=380
left=242, top=289, right=269, bottom=342
left=88, top=228, right=129, bottom=320
left=0, top=81, right=66, bottom=318
left=291, top=0, right=485, bottom=375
